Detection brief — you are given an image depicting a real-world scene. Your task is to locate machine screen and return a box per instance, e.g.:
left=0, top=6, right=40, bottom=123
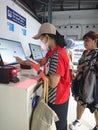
left=29, top=43, right=43, bottom=60
left=0, top=38, right=26, bottom=66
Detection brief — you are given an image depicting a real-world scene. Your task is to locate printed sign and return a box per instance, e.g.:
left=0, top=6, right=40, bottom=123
left=7, top=22, right=14, bottom=32
left=73, top=41, right=85, bottom=64
left=72, top=41, right=85, bottom=70
left=22, top=29, right=26, bottom=36
left=7, top=6, right=26, bottom=27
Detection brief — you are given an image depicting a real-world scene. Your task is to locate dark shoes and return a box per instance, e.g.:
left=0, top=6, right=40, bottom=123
left=92, top=127, right=98, bottom=130
left=69, top=120, right=81, bottom=130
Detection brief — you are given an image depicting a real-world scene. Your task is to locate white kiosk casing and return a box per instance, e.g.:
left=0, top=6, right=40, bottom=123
left=0, top=68, right=42, bottom=130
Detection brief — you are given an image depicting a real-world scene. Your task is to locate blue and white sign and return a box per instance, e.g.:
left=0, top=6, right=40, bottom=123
left=7, top=6, right=26, bottom=27
left=7, top=22, right=14, bottom=32
left=22, top=29, right=27, bottom=36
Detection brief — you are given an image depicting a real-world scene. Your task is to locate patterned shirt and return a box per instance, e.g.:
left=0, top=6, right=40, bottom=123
left=45, top=46, right=70, bottom=104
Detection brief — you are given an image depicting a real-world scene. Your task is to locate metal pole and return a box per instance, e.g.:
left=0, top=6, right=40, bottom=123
left=48, top=0, right=52, bottom=23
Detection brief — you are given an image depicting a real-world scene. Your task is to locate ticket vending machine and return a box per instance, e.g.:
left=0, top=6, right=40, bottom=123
left=0, top=69, right=42, bottom=130
left=0, top=38, right=42, bottom=130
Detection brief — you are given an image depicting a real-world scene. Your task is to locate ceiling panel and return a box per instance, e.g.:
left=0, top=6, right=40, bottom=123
left=16, top=0, right=98, bottom=22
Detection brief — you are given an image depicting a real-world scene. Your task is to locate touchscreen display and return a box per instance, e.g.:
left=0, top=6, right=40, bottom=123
left=29, top=43, right=43, bottom=60
left=0, top=38, right=26, bottom=66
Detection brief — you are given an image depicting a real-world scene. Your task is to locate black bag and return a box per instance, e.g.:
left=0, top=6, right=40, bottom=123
left=80, top=70, right=96, bottom=104
left=94, top=78, right=98, bottom=103
left=72, top=51, right=96, bottom=102
left=71, top=74, right=83, bottom=97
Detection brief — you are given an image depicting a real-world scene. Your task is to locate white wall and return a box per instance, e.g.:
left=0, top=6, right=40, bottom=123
left=52, top=10, right=98, bottom=40
left=0, top=0, right=41, bottom=56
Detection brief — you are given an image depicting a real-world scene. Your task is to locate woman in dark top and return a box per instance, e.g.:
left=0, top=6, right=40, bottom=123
left=69, top=31, right=98, bottom=130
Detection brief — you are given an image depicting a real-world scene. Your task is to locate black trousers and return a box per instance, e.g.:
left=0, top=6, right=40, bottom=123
left=48, top=100, right=69, bottom=130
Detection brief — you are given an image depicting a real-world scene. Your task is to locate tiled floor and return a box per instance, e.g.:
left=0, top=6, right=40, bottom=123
left=68, top=94, right=95, bottom=130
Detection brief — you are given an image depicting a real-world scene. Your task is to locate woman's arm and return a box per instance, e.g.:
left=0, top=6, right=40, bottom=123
left=77, top=64, right=84, bottom=72
left=37, top=57, right=47, bottom=67
left=46, top=74, right=60, bottom=88
left=15, top=56, right=47, bottom=68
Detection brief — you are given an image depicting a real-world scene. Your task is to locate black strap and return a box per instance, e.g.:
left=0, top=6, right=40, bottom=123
left=88, top=51, right=96, bottom=66
left=37, top=69, right=42, bottom=75
left=83, top=51, right=96, bottom=77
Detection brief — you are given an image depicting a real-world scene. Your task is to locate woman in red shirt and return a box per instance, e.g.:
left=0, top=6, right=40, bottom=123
left=33, top=23, right=70, bottom=130
left=16, top=23, right=70, bottom=130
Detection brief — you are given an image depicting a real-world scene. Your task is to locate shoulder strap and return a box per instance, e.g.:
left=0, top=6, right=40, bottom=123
left=87, top=51, right=96, bottom=66
left=83, top=51, right=96, bottom=77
